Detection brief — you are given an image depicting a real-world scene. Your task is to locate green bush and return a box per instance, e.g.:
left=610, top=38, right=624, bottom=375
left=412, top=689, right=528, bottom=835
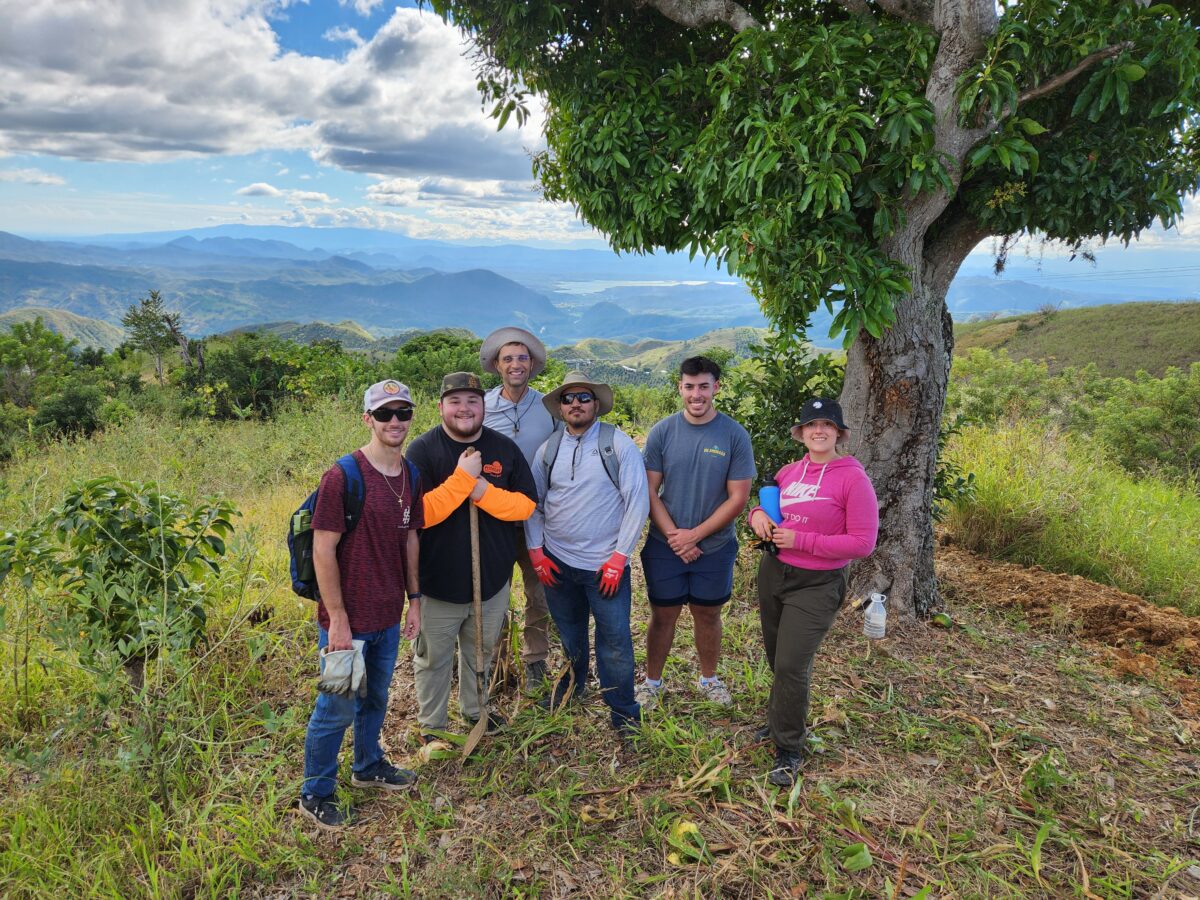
left=33, top=381, right=106, bottom=437
left=45, top=478, right=238, bottom=688
left=716, top=331, right=845, bottom=481
left=1090, top=363, right=1200, bottom=482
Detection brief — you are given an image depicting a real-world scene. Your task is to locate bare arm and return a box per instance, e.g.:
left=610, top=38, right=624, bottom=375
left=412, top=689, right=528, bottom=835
left=403, top=528, right=421, bottom=640
left=645, top=469, right=677, bottom=536
left=313, top=529, right=352, bottom=650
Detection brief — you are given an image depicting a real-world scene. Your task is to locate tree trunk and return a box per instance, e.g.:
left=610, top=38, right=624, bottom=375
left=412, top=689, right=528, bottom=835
left=840, top=219, right=985, bottom=619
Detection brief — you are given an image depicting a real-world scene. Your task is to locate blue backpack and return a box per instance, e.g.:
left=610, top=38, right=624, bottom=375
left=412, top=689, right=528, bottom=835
left=288, top=454, right=365, bottom=601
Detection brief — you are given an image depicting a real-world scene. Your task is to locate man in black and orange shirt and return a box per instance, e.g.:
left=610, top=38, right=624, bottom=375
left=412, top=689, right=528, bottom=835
left=407, top=372, right=537, bottom=737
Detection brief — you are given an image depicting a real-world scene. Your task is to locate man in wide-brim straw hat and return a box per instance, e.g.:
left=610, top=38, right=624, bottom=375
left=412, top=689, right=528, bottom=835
left=480, top=326, right=561, bottom=688
left=524, top=371, right=648, bottom=739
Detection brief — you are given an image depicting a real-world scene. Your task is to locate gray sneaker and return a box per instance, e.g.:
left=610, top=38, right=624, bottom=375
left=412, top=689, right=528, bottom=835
left=634, top=678, right=665, bottom=711
left=299, top=793, right=355, bottom=830
left=351, top=759, right=417, bottom=791
left=697, top=677, right=733, bottom=706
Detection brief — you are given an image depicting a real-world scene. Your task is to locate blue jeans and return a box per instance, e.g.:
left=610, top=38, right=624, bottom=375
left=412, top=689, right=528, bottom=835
left=302, top=624, right=399, bottom=798
left=543, top=551, right=640, bottom=730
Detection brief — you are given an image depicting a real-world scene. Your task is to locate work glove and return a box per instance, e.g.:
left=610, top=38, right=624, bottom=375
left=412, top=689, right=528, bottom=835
left=317, top=639, right=367, bottom=697
left=597, top=552, right=627, bottom=597
left=528, top=546, right=560, bottom=587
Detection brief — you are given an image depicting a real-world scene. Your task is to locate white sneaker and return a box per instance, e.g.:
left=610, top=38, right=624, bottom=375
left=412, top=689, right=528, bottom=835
left=697, top=677, right=733, bottom=706
left=635, top=678, right=665, bottom=711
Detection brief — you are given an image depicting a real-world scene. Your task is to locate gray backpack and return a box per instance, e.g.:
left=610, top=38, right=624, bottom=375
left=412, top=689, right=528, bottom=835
left=541, top=422, right=621, bottom=491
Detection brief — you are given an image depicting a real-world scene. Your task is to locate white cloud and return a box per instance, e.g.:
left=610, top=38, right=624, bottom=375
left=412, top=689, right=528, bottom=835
left=0, top=3, right=539, bottom=182
left=338, top=0, right=382, bottom=16
left=287, top=190, right=332, bottom=203
left=275, top=166, right=289, bottom=175
left=0, top=167, right=65, bottom=185
left=236, top=182, right=283, bottom=196
left=323, top=25, right=363, bottom=47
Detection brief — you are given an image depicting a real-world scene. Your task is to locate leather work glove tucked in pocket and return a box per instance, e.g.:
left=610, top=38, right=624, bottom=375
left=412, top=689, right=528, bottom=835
left=317, top=639, right=367, bottom=697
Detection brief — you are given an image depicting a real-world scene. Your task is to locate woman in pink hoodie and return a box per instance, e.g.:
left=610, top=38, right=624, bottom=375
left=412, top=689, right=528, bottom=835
left=748, top=397, right=879, bottom=787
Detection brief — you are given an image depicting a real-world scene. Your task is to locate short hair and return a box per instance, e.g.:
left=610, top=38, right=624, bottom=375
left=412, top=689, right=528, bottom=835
left=679, top=355, right=722, bottom=381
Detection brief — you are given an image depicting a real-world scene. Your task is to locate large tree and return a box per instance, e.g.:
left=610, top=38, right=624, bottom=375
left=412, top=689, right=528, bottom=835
left=433, top=0, right=1200, bottom=616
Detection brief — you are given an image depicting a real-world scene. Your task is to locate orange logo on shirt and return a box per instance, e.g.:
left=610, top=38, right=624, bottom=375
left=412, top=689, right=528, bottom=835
left=483, top=461, right=503, bottom=476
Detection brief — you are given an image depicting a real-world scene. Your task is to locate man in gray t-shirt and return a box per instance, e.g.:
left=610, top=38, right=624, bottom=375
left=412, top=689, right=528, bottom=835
left=638, top=356, right=755, bottom=711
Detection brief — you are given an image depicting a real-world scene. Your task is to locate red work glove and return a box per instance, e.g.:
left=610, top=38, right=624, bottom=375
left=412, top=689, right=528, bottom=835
left=528, top=546, right=560, bottom=587
left=597, top=552, right=627, bottom=597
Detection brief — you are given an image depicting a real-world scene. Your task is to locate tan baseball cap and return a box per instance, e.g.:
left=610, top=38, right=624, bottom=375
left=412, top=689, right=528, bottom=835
left=363, top=379, right=414, bottom=412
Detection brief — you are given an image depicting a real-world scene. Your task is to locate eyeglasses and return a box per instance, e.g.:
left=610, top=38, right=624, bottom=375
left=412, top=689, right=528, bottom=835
left=500, top=354, right=530, bottom=364
left=370, top=406, right=414, bottom=422
left=560, top=391, right=594, bottom=405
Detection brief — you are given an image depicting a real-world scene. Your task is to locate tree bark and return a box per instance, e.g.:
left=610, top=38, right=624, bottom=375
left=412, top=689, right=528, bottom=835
left=840, top=213, right=986, bottom=619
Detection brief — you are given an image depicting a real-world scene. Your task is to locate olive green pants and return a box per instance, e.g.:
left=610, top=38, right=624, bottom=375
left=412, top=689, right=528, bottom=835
left=413, top=584, right=510, bottom=731
left=757, top=554, right=846, bottom=754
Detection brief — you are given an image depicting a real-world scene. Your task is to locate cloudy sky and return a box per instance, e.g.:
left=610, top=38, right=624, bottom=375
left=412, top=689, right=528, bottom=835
left=0, top=0, right=604, bottom=243
left=0, top=0, right=1195, bottom=259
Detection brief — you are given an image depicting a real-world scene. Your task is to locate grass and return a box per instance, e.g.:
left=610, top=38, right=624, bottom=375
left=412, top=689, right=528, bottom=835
left=0, top=401, right=1197, bottom=896
left=944, top=420, right=1200, bottom=614
left=953, top=301, right=1200, bottom=377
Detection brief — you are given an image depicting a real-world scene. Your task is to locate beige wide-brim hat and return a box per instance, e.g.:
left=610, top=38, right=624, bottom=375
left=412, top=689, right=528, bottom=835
left=542, top=371, right=614, bottom=420
left=479, top=326, right=547, bottom=378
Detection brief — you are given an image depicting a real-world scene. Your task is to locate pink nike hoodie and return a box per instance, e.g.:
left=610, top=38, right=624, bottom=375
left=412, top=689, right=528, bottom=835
left=750, top=454, right=879, bottom=570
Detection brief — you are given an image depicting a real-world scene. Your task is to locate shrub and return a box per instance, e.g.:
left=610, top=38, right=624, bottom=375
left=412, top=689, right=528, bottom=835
left=716, top=331, right=844, bottom=481
left=45, top=478, right=238, bottom=688
left=33, top=381, right=106, bottom=437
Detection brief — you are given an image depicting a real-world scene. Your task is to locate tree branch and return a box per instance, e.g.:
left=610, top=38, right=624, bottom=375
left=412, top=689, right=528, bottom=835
left=634, top=0, right=761, bottom=32
left=1017, top=41, right=1135, bottom=106
left=874, top=0, right=934, bottom=25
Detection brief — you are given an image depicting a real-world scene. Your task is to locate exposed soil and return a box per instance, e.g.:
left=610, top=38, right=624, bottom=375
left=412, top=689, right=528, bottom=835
left=937, top=538, right=1200, bottom=717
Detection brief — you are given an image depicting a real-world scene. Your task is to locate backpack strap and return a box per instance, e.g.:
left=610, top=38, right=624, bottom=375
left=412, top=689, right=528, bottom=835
left=336, top=453, right=366, bottom=533
left=542, top=423, right=621, bottom=491
left=597, top=422, right=621, bottom=491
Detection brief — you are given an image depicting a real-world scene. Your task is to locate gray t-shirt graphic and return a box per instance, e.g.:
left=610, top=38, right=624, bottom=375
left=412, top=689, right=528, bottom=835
left=642, top=411, right=756, bottom=553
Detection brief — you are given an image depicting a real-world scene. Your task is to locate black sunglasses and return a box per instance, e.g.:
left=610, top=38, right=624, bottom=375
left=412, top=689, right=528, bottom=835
left=560, top=391, right=595, bottom=405
left=370, top=406, right=414, bottom=422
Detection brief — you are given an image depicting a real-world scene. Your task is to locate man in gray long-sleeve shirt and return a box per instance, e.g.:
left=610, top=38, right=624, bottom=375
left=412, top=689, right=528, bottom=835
left=524, top=371, right=649, bottom=734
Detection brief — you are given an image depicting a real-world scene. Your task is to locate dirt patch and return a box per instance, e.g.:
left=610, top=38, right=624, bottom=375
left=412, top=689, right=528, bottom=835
left=937, top=539, right=1200, bottom=714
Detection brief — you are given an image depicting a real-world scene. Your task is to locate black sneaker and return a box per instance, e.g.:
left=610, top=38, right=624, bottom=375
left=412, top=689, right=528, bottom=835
left=351, top=759, right=418, bottom=791
left=464, top=711, right=508, bottom=735
left=753, top=724, right=771, bottom=742
left=298, top=793, right=354, bottom=830
left=538, top=680, right=588, bottom=711
left=525, top=660, right=548, bottom=687
left=767, top=748, right=803, bottom=787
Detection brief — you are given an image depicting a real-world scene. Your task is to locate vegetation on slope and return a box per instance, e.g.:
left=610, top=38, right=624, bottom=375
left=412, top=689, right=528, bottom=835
left=954, top=301, right=1200, bottom=377
left=0, top=401, right=1196, bottom=896
left=0, top=307, right=126, bottom=351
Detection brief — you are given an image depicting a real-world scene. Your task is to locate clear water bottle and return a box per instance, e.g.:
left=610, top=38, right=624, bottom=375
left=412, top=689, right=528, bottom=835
left=863, top=592, right=887, bottom=640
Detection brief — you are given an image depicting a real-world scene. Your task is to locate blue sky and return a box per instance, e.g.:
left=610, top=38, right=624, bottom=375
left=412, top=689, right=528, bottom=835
left=0, top=0, right=1196, bottom=262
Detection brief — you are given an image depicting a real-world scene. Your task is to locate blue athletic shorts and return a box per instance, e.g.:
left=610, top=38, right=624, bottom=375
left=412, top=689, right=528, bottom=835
left=640, top=536, right=738, bottom=607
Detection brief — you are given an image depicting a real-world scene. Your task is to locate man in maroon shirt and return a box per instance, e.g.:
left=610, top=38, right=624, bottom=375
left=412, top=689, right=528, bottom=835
left=299, top=379, right=424, bottom=830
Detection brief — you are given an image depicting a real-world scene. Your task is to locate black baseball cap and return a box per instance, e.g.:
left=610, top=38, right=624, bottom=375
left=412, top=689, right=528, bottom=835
left=793, top=397, right=847, bottom=431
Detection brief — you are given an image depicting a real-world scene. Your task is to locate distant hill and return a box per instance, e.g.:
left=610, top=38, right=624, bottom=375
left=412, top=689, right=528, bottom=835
left=953, top=301, right=1200, bottom=377
left=223, top=319, right=378, bottom=349
left=0, top=306, right=125, bottom=350
left=554, top=327, right=769, bottom=383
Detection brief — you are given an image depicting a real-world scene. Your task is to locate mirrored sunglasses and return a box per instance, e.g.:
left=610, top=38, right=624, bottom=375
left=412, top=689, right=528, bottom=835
left=560, top=391, right=595, bottom=405
left=370, top=406, right=414, bottom=422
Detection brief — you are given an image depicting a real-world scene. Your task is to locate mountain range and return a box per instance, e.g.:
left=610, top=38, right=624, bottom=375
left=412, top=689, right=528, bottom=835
left=2, top=226, right=1196, bottom=349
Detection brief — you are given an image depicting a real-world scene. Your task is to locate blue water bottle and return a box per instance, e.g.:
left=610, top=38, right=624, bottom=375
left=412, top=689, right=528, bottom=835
left=759, top=483, right=782, bottom=525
